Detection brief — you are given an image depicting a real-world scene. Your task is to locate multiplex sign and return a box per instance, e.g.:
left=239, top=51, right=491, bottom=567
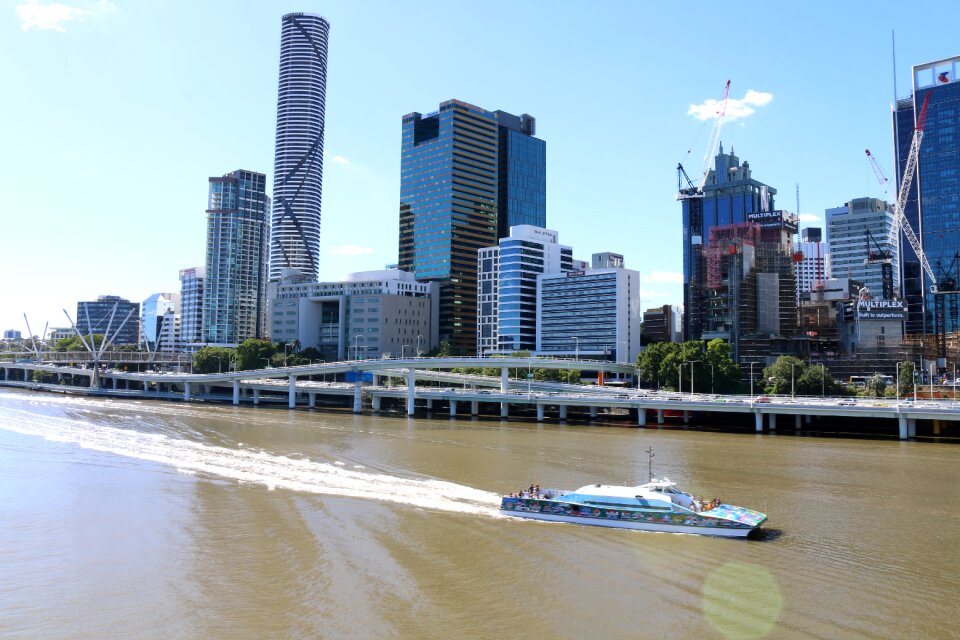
left=857, top=299, right=906, bottom=321
left=746, top=210, right=798, bottom=232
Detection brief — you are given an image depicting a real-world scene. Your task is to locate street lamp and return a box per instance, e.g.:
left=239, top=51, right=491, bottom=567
left=789, top=362, right=798, bottom=398
left=417, top=334, right=423, bottom=357
left=709, top=363, right=715, bottom=394
left=749, top=361, right=756, bottom=399
left=284, top=343, right=292, bottom=367
left=689, top=360, right=699, bottom=396
left=677, top=364, right=682, bottom=393
left=930, top=362, right=935, bottom=399
left=820, top=363, right=825, bottom=398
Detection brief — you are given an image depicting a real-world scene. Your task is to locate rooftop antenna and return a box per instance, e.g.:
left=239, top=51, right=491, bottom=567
left=646, top=446, right=655, bottom=482
left=891, top=30, right=898, bottom=104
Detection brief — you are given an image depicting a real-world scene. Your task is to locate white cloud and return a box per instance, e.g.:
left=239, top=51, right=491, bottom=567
left=798, top=213, right=823, bottom=223
left=687, top=89, right=774, bottom=123
left=641, top=271, right=683, bottom=284
left=330, top=155, right=351, bottom=165
left=328, top=244, right=374, bottom=257
left=16, top=0, right=115, bottom=32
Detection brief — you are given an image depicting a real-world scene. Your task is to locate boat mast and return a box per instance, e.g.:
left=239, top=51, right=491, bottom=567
left=646, top=447, right=655, bottom=482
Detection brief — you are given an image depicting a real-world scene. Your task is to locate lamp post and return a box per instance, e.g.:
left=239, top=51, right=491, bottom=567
left=527, top=361, right=532, bottom=397
left=789, top=362, right=798, bottom=399
left=896, top=363, right=900, bottom=406
left=689, top=360, right=699, bottom=396
left=284, top=343, right=292, bottom=367
left=677, top=364, right=682, bottom=393
left=930, top=362, right=935, bottom=398
left=750, top=361, right=756, bottom=399
left=709, top=363, right=715, bottom=394
left=417, top=334, right=423, bottom=357
left=820, top=363, right=825, bottom=398
left=953, top=363, right=957, bottom=401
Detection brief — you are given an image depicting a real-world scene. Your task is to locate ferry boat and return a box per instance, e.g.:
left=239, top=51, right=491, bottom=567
left=500, top=478, right=767, bottom=538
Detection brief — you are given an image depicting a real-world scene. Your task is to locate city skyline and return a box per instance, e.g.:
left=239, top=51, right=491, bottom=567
left=2, top=0, right=957, bottom=335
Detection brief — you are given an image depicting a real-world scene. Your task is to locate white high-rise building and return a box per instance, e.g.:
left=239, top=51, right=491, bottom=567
left=270, top=12, right=330, bottom=281
left=825, top=198, right=899, bottom=299
left=537, top=257, right=641, bottom=364
left=179, top=266, right=206, bottom=348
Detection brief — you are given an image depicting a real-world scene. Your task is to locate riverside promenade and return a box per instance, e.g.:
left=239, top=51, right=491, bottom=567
left=2, top=357, right=959, bottom=440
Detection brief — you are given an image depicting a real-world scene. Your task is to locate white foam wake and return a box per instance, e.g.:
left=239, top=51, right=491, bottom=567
left=0, top=410, right=502, bottom=516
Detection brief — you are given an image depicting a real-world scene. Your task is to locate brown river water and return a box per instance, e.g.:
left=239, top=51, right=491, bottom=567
left=0, top=387, right=958, bottom=639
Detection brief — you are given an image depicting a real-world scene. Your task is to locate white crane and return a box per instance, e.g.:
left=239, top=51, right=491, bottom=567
left=677, top=80, right=731, bottom=199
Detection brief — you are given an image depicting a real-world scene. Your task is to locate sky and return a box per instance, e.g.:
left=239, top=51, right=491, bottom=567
left=1, top=0, right=957, bottom=337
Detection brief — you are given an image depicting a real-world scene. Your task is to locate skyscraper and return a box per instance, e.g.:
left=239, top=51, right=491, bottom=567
left=680, top=144, right=777, bottom=340
left=203, top=170, right=270, bottom=345
left=270, top=12, right=330, bottom=281
left=178, top=266, right=205, bottom=347
left=824, top=198, right=898, bottom=300
left=477, top=225, right=572, bottom=355
left=893, top=55, right=960, bottom=336
left=398, top=99, right=545, bottom=353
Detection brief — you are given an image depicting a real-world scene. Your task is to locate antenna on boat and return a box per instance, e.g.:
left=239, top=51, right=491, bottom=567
left=646, top=447, right=655, bottom=482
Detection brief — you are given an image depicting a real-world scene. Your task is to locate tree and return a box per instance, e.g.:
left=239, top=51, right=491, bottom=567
left=898, top=361, right=916, bottom=398
left=703, top=339, right=742, bottom=394
left=660, top=341, right=708, bottom=392
left=796, top=364, right=851, bottom=397
left=235, top=339, right=276, bottom=371
left=299, top=347, right=323, bottom=362
left=637, top=342, right=678, bottom=389
left=54, top=334, right=105, bottom=352
left=865, top=373, right=888, bottom=397
left=424, top=340, right=452, bottom=358
left=762, top=356, right=805, bottom=396
left=193, top=347, right=235, bottom=374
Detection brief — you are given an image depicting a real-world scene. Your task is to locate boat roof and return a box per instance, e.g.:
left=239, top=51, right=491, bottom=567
left=573, top=478, right=680, bottom=499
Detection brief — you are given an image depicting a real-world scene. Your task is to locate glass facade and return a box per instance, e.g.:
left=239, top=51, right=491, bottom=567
left=477, top=226, right=572, bottom=355
left=681, top=144, right=776, bottom=340
left=894, top=56, right=960, bottom=335
left=203, top=170, right=270, bottom=345
left=824, top=198, right=898, bottom=298
left=497, top=123, right=546, bottom=236
left=399, top=100, right=545, bottom=353
left=76, top=296, right=140, bottom=346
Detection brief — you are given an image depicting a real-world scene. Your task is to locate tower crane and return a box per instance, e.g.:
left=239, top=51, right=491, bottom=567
left=677, top=80, right=731, bottom=200
left=865, top=94, right=959, bottom=365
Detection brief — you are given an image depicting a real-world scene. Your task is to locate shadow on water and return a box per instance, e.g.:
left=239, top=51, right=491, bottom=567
left=749, top=527, right=784, bottom=542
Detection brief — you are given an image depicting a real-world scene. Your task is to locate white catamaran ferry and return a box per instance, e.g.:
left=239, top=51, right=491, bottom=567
left=500, top=478, right=767, bottom=538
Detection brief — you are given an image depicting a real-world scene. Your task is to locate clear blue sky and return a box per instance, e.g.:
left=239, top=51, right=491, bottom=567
left=1, top=0, right=956, bottom=337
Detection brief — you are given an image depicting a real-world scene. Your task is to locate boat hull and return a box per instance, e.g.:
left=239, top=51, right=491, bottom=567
left=501, top=509, right=757, bottom=537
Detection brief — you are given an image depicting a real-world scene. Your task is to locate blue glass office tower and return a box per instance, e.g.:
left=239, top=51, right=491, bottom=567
left=399, top=100, right=545, bottom=353
left=893, top=55, right=960, bottom=337
left=203, top=170, right=270, bottom=345
left=681, top=144, right=776, bottom=340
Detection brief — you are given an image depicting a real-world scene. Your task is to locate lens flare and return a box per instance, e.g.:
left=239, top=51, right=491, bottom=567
left=702, top=561, right=783, bottom=640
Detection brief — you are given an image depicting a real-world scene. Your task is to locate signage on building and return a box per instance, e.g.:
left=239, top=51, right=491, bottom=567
left=857, top=299, right=906, bottom=321
left=566, top=270, right=586, bottom=277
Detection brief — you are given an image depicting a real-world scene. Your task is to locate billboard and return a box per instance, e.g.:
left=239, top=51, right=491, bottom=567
left=746, top=210, right=798, bottom=233
left=857, top=299, right=906, bottom=321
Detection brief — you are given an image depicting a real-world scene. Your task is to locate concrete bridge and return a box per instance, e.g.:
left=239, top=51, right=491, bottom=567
left=2, top=357, right=959, bottom=440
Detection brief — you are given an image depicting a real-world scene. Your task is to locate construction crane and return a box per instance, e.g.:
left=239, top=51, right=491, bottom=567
left=865, top=94, right=959, bottom=365
left=677, top=80, right=731, bottom=201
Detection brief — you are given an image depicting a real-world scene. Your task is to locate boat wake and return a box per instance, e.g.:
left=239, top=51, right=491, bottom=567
left=0, top=408, right=502, bottom=517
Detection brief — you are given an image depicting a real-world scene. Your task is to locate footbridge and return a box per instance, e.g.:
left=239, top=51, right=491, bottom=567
left=3, top=357, right=959, bottom=440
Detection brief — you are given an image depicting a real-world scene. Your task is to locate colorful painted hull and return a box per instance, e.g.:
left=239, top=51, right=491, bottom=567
left=500, top=497, right=766, bottom=538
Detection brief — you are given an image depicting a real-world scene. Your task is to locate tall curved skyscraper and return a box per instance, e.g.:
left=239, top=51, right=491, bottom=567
left=271, top=12, right=329, bottom=281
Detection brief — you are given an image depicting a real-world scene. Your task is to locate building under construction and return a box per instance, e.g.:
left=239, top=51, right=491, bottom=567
left=691, top=212, right=798, bottom=362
